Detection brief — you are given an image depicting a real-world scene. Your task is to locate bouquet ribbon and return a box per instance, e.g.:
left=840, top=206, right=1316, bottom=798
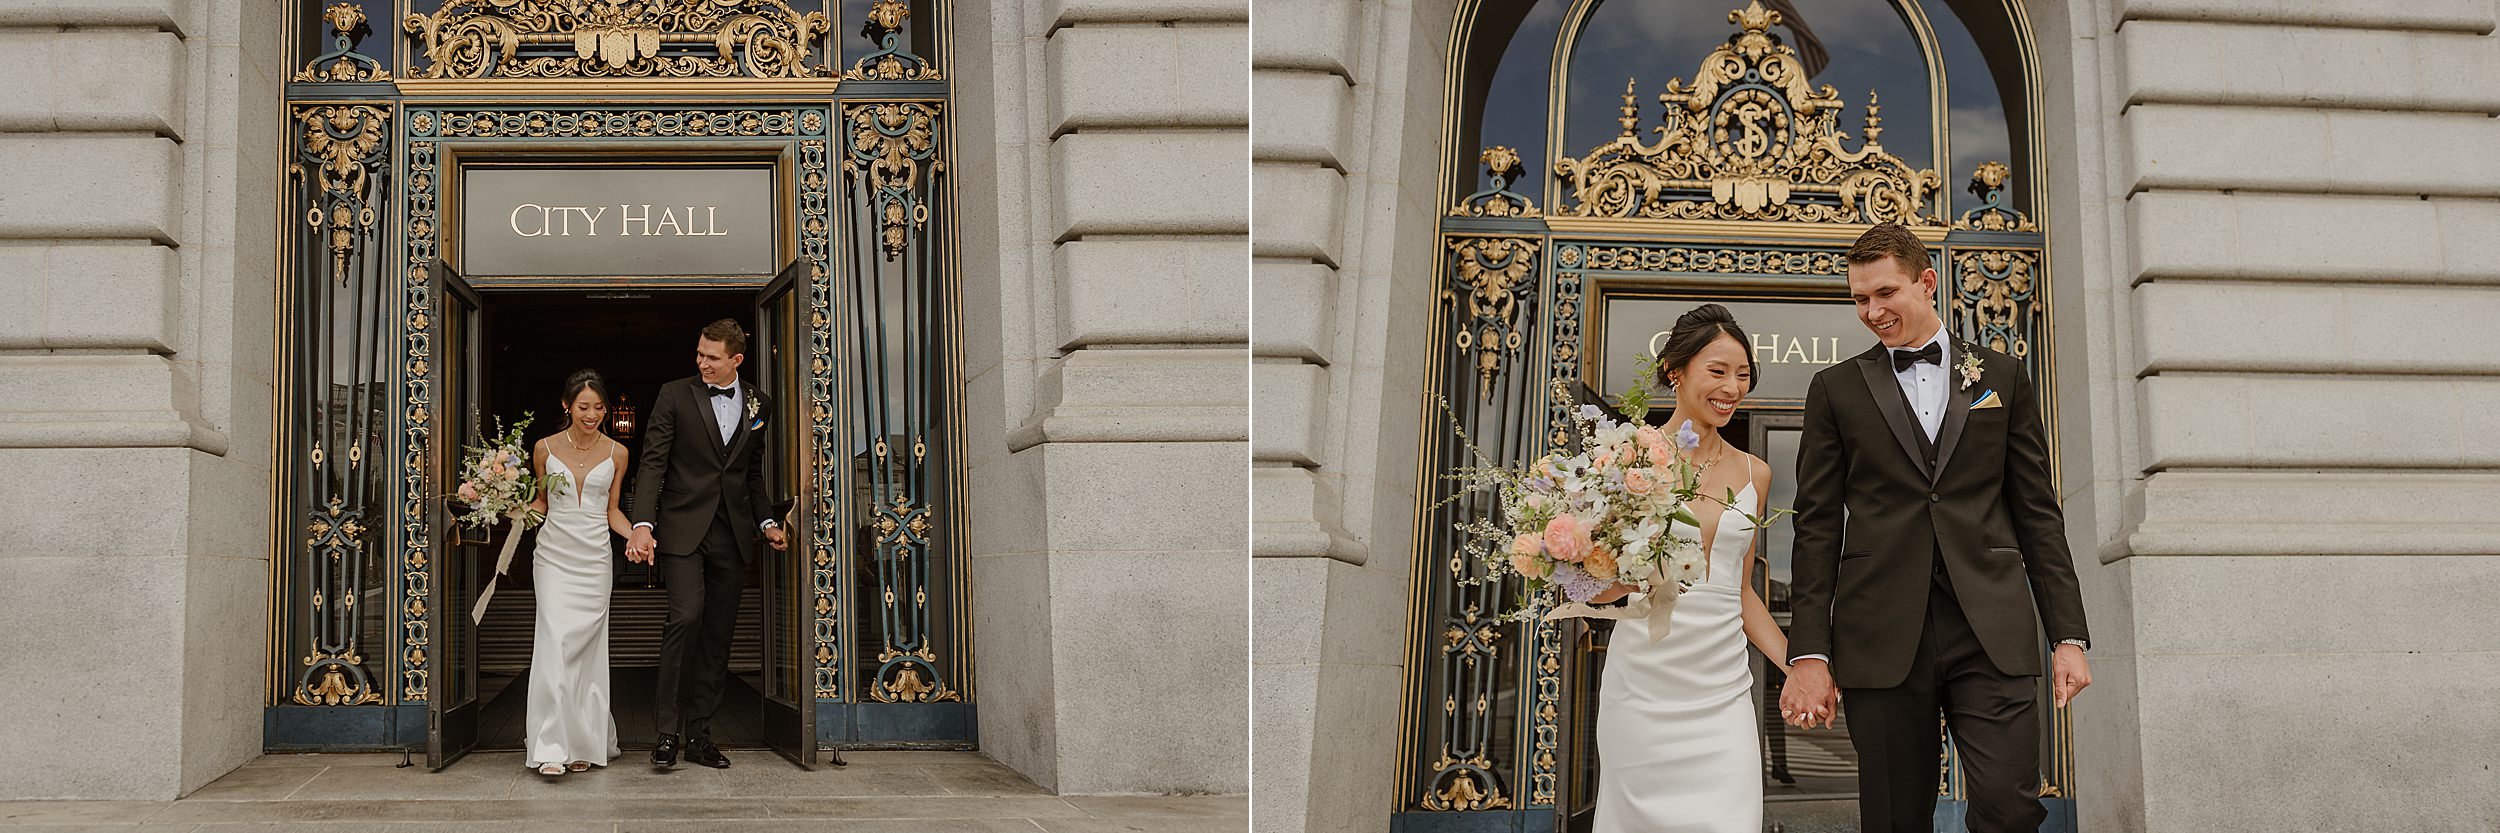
left=469, top=508, right=531, bottom=626
left=1541, top=584, right=1683, bottom=645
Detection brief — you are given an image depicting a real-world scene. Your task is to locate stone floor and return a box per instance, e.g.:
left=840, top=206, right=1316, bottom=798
left=0, top=751, right=1246, bottom=832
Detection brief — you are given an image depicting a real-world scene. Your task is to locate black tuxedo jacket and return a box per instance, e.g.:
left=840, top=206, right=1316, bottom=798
left=628, top=376, right=773, bottom=560
left=1785, top=340, right=2089, bottom=688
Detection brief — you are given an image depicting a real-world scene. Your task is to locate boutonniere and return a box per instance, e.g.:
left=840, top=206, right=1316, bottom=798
left=744, top=393, right=763, bottom=428
left=1956, top=351, right=1984, bottom=391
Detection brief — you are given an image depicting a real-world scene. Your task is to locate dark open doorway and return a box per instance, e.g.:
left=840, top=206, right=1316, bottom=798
left=462, top=289, right=776, bottom=753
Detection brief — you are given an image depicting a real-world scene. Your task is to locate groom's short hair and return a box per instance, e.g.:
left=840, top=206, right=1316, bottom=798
left=1847, top=223, right=1930, bottom=276
left=701, top=318, right=749, bottom=357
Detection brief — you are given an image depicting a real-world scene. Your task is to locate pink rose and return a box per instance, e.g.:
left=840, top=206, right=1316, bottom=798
left=1645, top=441, right=1673, bottom=468
left=1635, top=426, right=1663, bottom=452
left=1542, top=515, right=1591, bottom=563
left=489, top=460, right=505, bottom=475
left=457, top=482, right=480, bottom=502
left=1511, top=533, right=1542, bottom=557
left=1593, top=447, right=1616, bottom=469
left=1624, top=469, right=1657, bottom=495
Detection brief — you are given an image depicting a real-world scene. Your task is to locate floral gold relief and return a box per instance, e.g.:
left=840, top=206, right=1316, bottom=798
left=1552, top=0, right=1942, bottom=226
left=403, top=0, right=831, bottom=80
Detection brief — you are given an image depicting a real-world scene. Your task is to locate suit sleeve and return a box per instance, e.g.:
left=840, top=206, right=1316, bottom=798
left=2002, top=364, right=2090, bottom=646
left=1785, top=371, right=1848, bottom=664
left=629, top=386, right=676, bottom=528
left=745, top=393, right=773, bottom=528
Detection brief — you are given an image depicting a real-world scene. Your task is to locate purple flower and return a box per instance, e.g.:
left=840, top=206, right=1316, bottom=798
left=1676, top=420, right=1701, bottom=451
left=1552, top=562, right=1611, bottom=602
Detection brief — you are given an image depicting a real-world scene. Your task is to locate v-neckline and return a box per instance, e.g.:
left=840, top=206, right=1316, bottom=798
left=1692, top=481, right=1759, bottom=559
left=547, top=451, right=613, bottom=508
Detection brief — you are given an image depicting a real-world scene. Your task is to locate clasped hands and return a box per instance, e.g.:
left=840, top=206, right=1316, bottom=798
left=1777, top=660, right=1839, bottom=729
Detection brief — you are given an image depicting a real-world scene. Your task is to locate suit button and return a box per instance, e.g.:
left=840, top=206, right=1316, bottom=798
left=1928, top=492, right=1940, bottom=503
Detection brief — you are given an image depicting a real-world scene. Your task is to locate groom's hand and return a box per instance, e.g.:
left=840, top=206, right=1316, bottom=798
left=763, top=525, right=788, bottom=551
left=626, top=527, right=656, bottom=564
left=1780, top=660, right=1839, bottom=729
left=2052, top=643, right=2092, bottom=708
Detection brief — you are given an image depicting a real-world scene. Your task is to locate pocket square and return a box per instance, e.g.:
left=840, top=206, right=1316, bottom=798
left=1971, top=390, right=2003, bottom=409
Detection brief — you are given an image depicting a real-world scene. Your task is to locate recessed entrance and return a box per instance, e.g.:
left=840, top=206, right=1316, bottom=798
left=458, top=290, right=768, bottom=752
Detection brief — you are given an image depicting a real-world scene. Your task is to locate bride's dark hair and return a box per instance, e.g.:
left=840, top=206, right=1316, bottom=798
left=1654, top=303, right=1756, bottom=394
left=561, top=369, right=609, bottom=407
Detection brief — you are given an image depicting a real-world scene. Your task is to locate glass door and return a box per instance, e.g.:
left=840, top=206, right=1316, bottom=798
left=752, top=260, right=819, bottom=767
left=426, top=264, right=484, bottom=770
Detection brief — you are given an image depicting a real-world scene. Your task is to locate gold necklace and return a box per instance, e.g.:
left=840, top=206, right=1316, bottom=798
left=563, top=428, right=600, bottom=452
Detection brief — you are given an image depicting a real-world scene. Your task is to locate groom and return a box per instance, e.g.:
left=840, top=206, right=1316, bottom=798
left=1780, top=224, right=2091, bottom=832
left=626, top=319, right=789, bottom=769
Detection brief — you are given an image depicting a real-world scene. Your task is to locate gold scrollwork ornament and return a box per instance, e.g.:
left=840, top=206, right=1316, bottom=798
left=403, top=0, right=831, bottom=79
left=1444, top=237, right=1541, bottom=401
left=1552, top=0, right=1941, bottom=225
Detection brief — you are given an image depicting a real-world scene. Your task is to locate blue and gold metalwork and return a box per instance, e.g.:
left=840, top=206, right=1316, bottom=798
left=836, top=98, right=963, bottom=706
left=842, top=101, right=939, bottom=260
left=1954, top=161, right=2036, bottom=233
left=1444, top=236, right=1539, bottom=403
left=1449, top=146, right=1540, bottom=219
left=846, top=0, right=938, bottom=81
left=402, top=0, right=833, bottom=79
left=287, top=103, right=393, bottom=709
left=297, top=3, right=390, bottom=83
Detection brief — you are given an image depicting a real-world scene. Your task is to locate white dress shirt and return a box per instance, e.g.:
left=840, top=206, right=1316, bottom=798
left=1789, top=328, right=2079, bottom=669
left=1894, top=326, right=1950, bottom=441
left=708, top=379, right=742, bottom=446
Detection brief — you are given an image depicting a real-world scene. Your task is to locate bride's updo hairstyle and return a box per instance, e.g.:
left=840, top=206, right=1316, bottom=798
left=1654, top=303, right=1757, bottom=395
left=562, top=369, right=609, bottom=408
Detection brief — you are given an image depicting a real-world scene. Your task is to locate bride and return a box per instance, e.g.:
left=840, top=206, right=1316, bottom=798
left=522, top=369, right=630, bottom=775
left=1586, top=304, right=1795, bottom=832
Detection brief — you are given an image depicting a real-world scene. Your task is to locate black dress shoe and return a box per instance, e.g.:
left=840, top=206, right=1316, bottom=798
left=651, top=734, right=680, bottom=767
left=685, top=740, right=731, bottom=769
left=825, top=748, right=848, bottom=767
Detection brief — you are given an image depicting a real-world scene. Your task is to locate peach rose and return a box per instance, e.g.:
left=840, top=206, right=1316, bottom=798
left=1584, top=545, right=1619, bottom=582
left=1511, top=533, right=1542, bottom=557
left=1509, top=547, right=1550, bottom=579
left=1593, top=447, right=1615, bottom=469
left=1624, top=469, right=1657, bottom=496
left=1542, top=515, right=1591, bottom=563
left=1644, top=439, right=1673, bottom=468
left=457, top=482, right=480, bottom=502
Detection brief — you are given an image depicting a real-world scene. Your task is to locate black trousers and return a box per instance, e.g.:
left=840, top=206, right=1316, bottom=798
left=652, top=509, right=748, bottom=741
left=1841, top=575, right=2046, bottom=833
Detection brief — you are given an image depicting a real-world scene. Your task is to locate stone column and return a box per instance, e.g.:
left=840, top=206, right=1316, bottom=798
left=0, top=0, right=281, bottom=800
left=1251, top=0, right=1454, bottom=828
left=951, top=0, right=1249, bottom=795
left=2041, top=0, right=2500, bottom=828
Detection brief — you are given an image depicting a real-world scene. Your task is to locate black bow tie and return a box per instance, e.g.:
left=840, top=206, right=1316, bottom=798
left=706, top=385, right=736, bottom=398
left=1891, top=342, right=1942, bottom=372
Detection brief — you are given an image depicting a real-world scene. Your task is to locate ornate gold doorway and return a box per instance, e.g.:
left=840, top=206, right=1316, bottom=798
left=263, top=0, right=972, bottom=761
left=1400, top=2, right=2065, bottom=830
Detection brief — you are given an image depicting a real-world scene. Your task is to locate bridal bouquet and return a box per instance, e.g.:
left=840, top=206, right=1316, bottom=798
left=1449, top=379, right=1783, bottom=629
left=452, top=412, right=566, bottom=624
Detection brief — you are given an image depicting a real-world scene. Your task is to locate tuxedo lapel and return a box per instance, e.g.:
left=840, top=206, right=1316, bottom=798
left=723, top=383, right=761, bottom=462
left=1931, top=341, right=1978, bottom=479
left=1856, top=351, right=1936, bottom=481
